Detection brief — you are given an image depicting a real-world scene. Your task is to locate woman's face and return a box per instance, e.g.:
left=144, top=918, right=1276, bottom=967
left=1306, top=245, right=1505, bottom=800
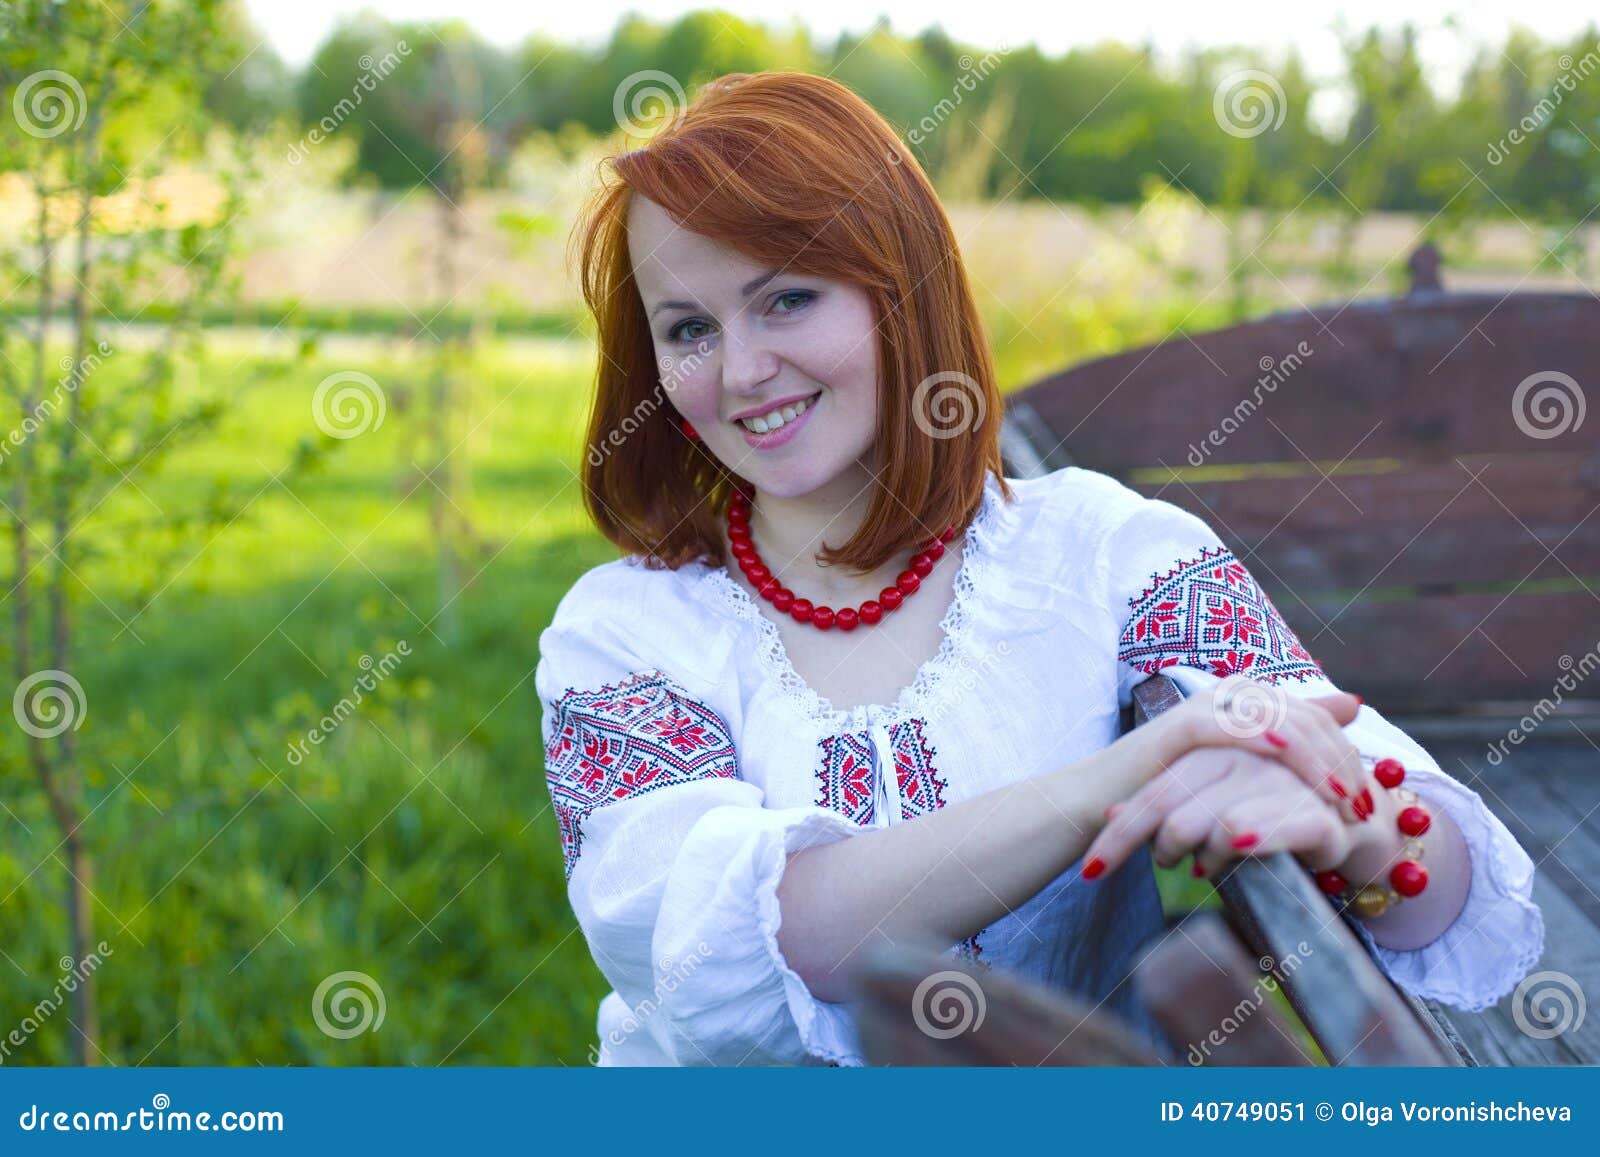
left=626, top=194, right=880, bottom=501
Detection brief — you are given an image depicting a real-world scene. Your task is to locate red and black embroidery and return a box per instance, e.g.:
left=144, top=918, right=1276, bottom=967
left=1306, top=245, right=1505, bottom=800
left=544, top=670, right=739, bottom=878
left=1118, top=545, right=1326, bottom=684
left=813, top=731, right=879, bottom=826
left=892, top=716, right=948, bottom=819
left=814, top=717, right=950, bottom=825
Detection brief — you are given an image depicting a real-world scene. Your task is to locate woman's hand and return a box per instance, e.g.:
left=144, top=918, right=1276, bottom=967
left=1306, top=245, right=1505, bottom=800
left=1141, top=675, right=1372, bottom=826
left=1081, top=745, right=1390, bottom=881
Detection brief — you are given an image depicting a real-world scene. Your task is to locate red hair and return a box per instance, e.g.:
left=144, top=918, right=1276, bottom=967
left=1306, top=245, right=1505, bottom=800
left=568, top=70, right=1011, bottom=574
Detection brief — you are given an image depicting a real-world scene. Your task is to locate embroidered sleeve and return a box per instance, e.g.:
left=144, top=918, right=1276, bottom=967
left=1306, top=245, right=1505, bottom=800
left=1103, top=489, right=1544, bottom=1011
left=536, top=614, right=870, bottom=1065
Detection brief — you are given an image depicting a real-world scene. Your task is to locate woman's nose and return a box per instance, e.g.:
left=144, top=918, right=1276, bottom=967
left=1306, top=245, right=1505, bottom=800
left=720, top=326, right=779, bottom=394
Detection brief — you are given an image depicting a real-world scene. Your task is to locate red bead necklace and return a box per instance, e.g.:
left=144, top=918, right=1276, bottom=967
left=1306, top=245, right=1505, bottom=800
left=726, top=488, right=957, bottom=632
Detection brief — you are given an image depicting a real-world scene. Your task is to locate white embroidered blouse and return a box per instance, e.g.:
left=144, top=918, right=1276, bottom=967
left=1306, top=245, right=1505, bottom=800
left=535, top=464, right=1545, bottom=1066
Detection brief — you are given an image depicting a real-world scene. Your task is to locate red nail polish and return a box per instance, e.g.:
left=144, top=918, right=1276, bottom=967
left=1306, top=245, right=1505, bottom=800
left=1081, top=856, right=1106, bottom=879
left=1264, top=730, right=1289, bottom=749
left=1359, top=787, right=1374, bottom=819
left=1230, top=832, right=1259, bottom=849
left=1353, top=694, right=1364, bottom=706
left=1328, top=776, right=1347, bottom=799
left=1191, top=860, right=1206, bottom=877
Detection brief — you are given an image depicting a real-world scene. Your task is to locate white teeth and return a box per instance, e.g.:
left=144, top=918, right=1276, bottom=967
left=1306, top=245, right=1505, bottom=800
left=739, top=393, right=815, bottom=434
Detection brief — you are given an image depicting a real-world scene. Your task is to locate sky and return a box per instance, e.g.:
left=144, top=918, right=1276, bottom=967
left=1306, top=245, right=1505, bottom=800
left=247, top=1, right=1600, bottom=99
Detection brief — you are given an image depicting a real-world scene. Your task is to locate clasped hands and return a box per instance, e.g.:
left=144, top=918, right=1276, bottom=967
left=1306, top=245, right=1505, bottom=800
left=1082, top=675, right=1405, bottom=886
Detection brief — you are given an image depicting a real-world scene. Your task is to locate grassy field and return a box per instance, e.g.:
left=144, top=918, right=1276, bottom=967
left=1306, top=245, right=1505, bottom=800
left=2, top=335, right=624, bottom=1064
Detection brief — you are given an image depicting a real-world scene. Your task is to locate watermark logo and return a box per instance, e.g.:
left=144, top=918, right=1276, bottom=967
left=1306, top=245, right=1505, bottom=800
left=1512, top=370, right=1585, bottom=440
left=1511, top=970, right=1586, bottom=1039
left=1187, top=340, right=1314, bottom=465
left=911, top=969, right=987, bottom=1039
left=13, top=669, right=87, bottom=739
left=13, top=70, right=86, bottom=138
left=911, top=371, right=985, bottom=440
left=613, top=70, right=687, bottom=137
left=312, top=371, right=387, bottom=439
left=312, top=970, right=386, bottom=1039
left=287, top=41, right=411, bottom=164
left=1211, top=677, right=1290, bottom=741
left=1213, top=69, right=1287, bottom=139
left=1487, top=41, right=1600, bottom=165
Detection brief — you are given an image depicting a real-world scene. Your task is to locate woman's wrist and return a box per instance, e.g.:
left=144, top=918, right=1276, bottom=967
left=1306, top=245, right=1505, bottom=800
left=1333, top=777, right=1411, bottom=887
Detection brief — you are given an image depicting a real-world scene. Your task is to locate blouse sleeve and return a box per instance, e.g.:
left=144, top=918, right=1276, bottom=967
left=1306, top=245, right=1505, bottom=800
left=536, top=611, right=872, bottom=1066
left=1100, top=486, right=1545, bottom=1013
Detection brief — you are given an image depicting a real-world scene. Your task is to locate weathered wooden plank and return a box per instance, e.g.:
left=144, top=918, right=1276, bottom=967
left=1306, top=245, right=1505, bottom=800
left=1133, top=911, right=1315, bottom=1066
left=1290, top=590, right=1599, bottom=713
left=1127, top=452, right=1600, bottom=591
left=1410, top=738, right=1600, bottom=1066
left=849, top=939, right=1166, bottom=1066
left=1009, top=293, right=1600, bottom=466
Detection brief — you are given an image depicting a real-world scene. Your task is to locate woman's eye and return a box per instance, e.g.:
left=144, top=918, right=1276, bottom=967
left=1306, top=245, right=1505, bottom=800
left=668, top=319, right=712, bottom=343
left=772, top=289, right=814, bottom=313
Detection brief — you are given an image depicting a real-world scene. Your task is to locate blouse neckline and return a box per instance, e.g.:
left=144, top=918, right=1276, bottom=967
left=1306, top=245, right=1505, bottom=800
left=698, top=471, right=1012, bottom=733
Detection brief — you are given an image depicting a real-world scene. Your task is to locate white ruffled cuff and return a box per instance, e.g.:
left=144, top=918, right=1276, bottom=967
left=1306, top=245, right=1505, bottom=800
left=651, top=804, right=870, bottom=1066
left=1342, top=756, right=1545, bottom=1012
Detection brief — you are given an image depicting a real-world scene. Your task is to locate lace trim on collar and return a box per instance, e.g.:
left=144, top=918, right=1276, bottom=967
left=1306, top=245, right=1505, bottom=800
left=699, top=473, right=1014, bottom=732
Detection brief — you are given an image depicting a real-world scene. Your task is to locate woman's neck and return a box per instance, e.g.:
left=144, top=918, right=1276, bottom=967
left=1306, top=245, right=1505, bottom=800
left=726, top=466, right=907, bottom=604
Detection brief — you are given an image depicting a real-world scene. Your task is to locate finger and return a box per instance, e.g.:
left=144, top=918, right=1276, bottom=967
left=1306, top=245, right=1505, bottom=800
left=1248, top=704, right=1361, bottom=822
left=1205, top=789, right=1350, bottom=870
left=1151, top=795, right=1224, bottom=870
left=1293, top=698, right=1376, bottom=822
left=1082, top=756, right=1233, bottom=879
left=1198, top=678, right=1361, bottom=818
left=1305, top=691, right=1362, bottom=728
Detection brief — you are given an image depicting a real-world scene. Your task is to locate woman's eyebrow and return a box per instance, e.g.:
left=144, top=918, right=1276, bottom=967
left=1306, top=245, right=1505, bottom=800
left=648, top=268, right=786, bottom=317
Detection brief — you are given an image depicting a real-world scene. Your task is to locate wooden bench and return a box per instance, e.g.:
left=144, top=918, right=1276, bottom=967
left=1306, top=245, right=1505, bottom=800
left=852, top=246, right=1600, bottom=1066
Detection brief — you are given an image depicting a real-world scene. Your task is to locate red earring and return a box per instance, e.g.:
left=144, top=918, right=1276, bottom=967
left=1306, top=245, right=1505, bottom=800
left=680, top=417, right=701, bottom=441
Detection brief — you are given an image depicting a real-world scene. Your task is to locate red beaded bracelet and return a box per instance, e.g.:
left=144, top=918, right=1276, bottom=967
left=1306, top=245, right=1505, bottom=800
left=1313, top=756, right=1431, bottom=917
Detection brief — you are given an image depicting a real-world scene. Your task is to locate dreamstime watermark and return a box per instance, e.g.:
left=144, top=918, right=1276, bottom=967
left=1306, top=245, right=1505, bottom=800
left=0, top=942, right=114, bottom=1064
left=286, top=642, right=411, bottom=766
left=1486, top=40, right=1600, bottom=165
left=905, top=47, right=1011, bottom=147
left=1510, top=970, right=1586, bottom=1039
left=12, top=69, right=87, bottom=138
left=1187, top=340, right=1314, bottom=466
left=312, top=370, right=387, bottom=439
left=923, top=639, right=1012, bottom=718
left=586, top=341, right=713, bottom=469
left=1486, top=641, right=1600, bottom=766
left=586, top=941, right=715, bottom=1063
left=912, top=371, right=986, bottom=440
left=12, top=669, right=87, bottom=739
left=287, top=41, right=411, bottom=164
left=1511, top=370, right=1586, bottom=440
left=911, top=968, right=987, bottom=1039
left=1185, top=941, right=1312, bottom=1065
left=613, top=70, right=687, bottom=137
left=1210, top=677, right=1290, bottom=741
left=1213, top=69, right=1287, bottom=139
left=0, top=340, right=114, bottom=468
left=311, top=970, right=386, bottom=1039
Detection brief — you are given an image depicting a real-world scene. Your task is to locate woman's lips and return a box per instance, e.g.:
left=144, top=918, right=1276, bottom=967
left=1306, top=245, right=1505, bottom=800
left=734, top=392, right=821, bottom=450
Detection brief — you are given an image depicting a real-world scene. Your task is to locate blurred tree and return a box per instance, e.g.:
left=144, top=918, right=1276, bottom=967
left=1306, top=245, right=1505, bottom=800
left=0, top=0, right=320, bottom=1065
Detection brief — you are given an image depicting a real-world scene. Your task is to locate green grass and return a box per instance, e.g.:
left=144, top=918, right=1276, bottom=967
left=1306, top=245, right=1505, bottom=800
left=1, top=336, right=617, bottom=1064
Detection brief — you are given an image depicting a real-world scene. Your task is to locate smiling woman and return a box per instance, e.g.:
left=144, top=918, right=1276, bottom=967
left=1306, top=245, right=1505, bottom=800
left=538, top=70, right=1542, bottom=1067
